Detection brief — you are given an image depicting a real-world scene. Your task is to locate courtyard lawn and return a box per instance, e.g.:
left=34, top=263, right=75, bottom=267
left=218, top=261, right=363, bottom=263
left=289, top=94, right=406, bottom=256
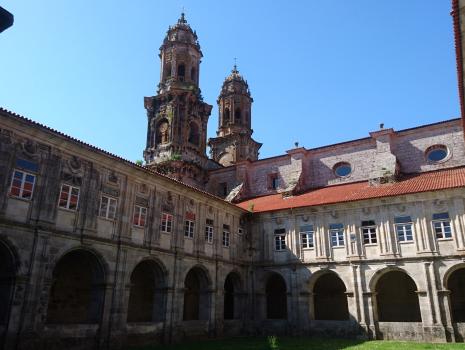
left=128, top=337, right=465, bottom=350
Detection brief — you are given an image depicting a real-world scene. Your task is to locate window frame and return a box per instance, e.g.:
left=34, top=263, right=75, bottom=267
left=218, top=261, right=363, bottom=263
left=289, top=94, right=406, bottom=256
left=9, top=169, right=36, bottom=200
left=432, top=212, right=452, bottom=240
left=205, top=221, right=214, bottom=243
left=222, top=227, right=230, bottom=247
left=184, top=219, right=195, bottom=238
left=99, top=195, right=117, bottom=220
left=300, top=225, right=314, bottom=249
left=58, top=183, right=80, bottom=211
left=133, top=204, right=147, bottom=227
left=394, top=216, right=414, bottom=242
left=274, top=228, right=286, bottom=251
left=160, top=212, right=173, bottom=233
left=361, top=221, right=377, bottom=245
left=329, top=224, right=345, bottom=247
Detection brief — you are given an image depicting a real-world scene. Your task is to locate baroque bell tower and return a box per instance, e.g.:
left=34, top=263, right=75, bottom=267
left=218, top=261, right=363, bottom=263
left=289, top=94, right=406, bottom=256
left=208, top=65, right=261, bottom=166
left=143, top=13, right=212, bottom=188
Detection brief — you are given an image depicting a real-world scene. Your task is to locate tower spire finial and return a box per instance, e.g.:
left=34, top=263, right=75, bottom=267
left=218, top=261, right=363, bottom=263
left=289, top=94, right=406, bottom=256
left=232, top=57, right=238, bottom=73
left=178, top=7, right=187, bottom=24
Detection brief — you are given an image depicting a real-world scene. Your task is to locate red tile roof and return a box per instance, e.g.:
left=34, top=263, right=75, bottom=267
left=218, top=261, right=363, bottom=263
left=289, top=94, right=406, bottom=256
left=236, top=167, right=465, bottom=213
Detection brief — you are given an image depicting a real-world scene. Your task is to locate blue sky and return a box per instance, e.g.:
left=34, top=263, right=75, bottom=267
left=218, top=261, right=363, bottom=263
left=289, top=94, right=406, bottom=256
left=0, top=1, right=459, bottom=161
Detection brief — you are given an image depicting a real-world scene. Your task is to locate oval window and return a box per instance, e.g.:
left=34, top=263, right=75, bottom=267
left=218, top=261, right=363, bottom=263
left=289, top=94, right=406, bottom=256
left=334, top=162, right=352, bottom=177
left=426, top=145, right=449, bottom=163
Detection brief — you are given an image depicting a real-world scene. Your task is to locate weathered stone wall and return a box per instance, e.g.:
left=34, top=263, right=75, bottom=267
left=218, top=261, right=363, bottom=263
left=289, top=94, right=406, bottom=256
left=208, top=119, right=465, bottom=200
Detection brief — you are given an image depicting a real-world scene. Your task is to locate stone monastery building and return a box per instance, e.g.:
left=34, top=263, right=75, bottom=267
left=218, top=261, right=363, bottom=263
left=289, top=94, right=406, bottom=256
left=2, top=3, right=465, bottom=349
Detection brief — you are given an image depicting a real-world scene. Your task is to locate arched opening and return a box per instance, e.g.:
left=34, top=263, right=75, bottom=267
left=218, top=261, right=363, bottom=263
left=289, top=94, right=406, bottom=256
left=375, top=270, right=421, bottom=322
left=223, top=108, right=230, bottom=125
left=234, top=108, right=241, bottom=125
left=127, top=260, right=167, bottom=323
left=266, top=273, right=287, bottom=319
left=188, top=122, right=200, bottom=146
left=448, top=267, right=465, bottom=322
left=46, top=249, right=105, bottom=324
left=177, top=64, right=185, bottom=81
left=224, top=272, right=242, bottom=320
left=164, top=62, right=172, bottom=80
left=0, top=241, right=16, bottom=326
left=156, top=119, right=169, bottom=145
left=313, top=273, right=349, bottom=320
left=190, top=67, right=196, bottom=82
left=183, top=267, right=210, bottom=321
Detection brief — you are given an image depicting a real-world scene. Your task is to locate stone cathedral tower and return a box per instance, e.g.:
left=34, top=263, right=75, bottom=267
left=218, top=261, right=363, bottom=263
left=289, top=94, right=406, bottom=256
left=143, top=13, right=212, bottom=188
left=208, top=65, right=261, bottom=166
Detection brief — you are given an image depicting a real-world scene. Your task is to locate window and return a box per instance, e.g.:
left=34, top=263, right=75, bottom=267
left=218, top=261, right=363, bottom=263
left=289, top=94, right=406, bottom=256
left=205, top=219, right=214, bottom=243
left=99, top=195, right=117, bottom=220
left=426, top=145, right=449, bottom=163
left=223, top=224, right=230, bottom=247
left=330, top=223, right=345, bottom=247
left=185, top=220, right=195, bottom=238
left=269, top=174, right=279, bottom=190
left=133, top=205, right=147, bottom=227
left=238, top=227, right=244, bottom=235
left=58, top=184, right=80, bottom=210
left=161, top=213, right=173, bottom=233
left=274, top=228, right=286, bottom=251
left=432, top=212, right=452, bottom=239
left=300, top=224, right=314, bottom=249
left=9, top=170, right=36, bottom=200
left=395, top=216, right=413, bottom=242
left=361, top=220, right=377, bottom=244
left=177, top=63, right=185, bottom=81
left=333, top=162, right=352, bottom=177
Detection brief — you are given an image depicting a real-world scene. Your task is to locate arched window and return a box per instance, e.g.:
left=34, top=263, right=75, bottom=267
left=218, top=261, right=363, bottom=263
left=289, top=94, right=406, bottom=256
left=313, top=273, right=349, bottom=320
left=127, top=260, right=167, bottom=323
left=191, top=67, right=196, bottom=82
left=156, top=119, right=169, bottom=145
left=447, top=267, right=465, bottom=322
left=234, top=108, right=241, bottom=125
left=46, top=250, right=105, bottom=324
left=188, top=122, right=200, bottom=146
left=266, top=273, right=287, bottom=319
left=177, top=64, right=185, bottom=81
left=223, top=108, right=230, bottom=125
left=375, top=270, right=421, bottom=322
left=0, top=241, right=16, bottom=326
left=183, top=267, right=211, bottom=320
left=224, top=272, right=242, bottom=320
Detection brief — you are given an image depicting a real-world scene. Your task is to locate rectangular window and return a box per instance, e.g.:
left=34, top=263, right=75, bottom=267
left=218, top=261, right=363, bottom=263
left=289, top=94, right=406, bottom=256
left=133, top=205, right=147, bottom=227
left=223, top=224, right=230, bottom=247
left=99, top=195, right=117, bottom=220
left=300, top=224, right=314, bottom=249
left=395, top=216, right=413, bottom=242
left=274, top=228, right=286, bottom=250
left=161, top=213, right=173, bottom=233
left=269, top=174, right=279, bottom=190
left=58, top=184, right=80, bottom=210
left=205, top=219, right=214, bottom=243
left=432, top=212, right=452, bottom=239
left=185, top=220, right=195, bottom=238
left=9, top=170, right=36, bottom=200
left=330, top=223, right=345, bottom=247
left=238, top=227, right=243, bottom=235
left=361, top=220, right=377, bottom=244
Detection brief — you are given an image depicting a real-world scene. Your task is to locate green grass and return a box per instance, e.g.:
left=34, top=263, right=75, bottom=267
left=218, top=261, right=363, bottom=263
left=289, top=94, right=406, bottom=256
left=127, top=336, right=464, bottom=350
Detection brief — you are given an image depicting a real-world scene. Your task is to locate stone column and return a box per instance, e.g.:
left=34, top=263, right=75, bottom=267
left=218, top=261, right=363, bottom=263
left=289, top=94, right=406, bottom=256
left=364, top=291, right=378, bottom=339
left=437, top=290, right=455, bottom=342
left=450, top=197, right=465, bottom=251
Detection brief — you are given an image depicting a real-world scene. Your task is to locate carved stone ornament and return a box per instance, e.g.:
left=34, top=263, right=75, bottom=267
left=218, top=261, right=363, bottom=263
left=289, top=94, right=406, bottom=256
left=433, top=199, right=446, bottom=209
left=68, top=156, right=81, bottom=171
left=108, top=172, right=118, bottom=184
left=396, top=204, right=406, bottom=213
left=22, top=139, right=37, bottom=156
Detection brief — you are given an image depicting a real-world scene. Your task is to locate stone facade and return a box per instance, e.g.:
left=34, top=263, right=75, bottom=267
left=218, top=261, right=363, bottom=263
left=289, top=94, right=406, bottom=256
left=1, top=9, right=465, bottom=350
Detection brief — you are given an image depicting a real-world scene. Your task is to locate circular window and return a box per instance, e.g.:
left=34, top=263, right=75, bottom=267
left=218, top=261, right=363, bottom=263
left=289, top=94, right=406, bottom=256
left=333, top=162, right=352, bottom=177
left=425, top=145, right=449, bottom=163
